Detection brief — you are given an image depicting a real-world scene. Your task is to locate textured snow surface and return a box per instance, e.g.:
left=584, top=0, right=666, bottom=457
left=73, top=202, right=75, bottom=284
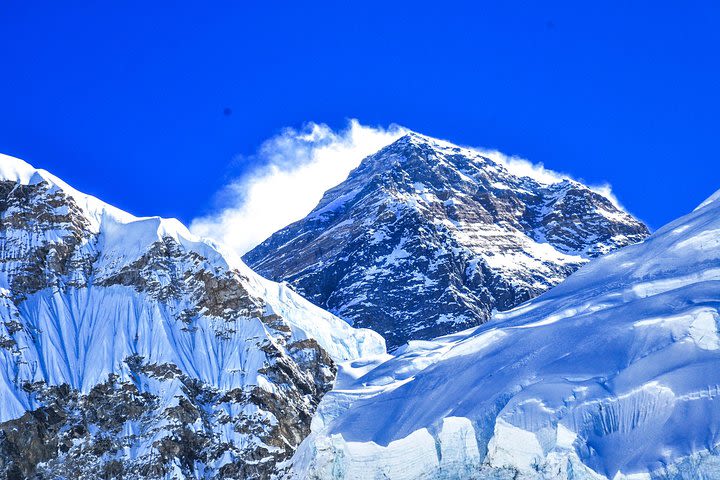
left=0, top=155, right=383, bottom=402
left=289, top=188, right=720, bottom=479
left=0, top=154, right=385, bottom=478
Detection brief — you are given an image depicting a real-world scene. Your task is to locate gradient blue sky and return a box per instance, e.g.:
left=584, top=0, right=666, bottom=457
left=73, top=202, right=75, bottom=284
left=1, top=1, right=718, bottom=231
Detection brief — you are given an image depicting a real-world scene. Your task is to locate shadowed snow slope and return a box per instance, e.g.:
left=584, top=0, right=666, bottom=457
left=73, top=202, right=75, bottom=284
left=289, top=187, right=720, bottom=480
left=0, top=154, right=384, bottom=479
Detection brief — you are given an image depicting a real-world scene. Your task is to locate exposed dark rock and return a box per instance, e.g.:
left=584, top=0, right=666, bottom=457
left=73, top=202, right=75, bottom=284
left=0, top=346, right=337, bottom=479
left=0, top=180, right=95, bottom=301
left=245, top=133, right=650, bottom=349
left=0, top=168, right=373, bottom=479
left=97, top=236, right=265, bottom=322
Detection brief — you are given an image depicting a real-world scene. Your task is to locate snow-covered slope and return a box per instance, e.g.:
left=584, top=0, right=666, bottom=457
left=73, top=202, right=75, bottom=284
left=0, top=154, right=385, bottom=479
left=245, top=133, right=649, bottom=350
left=289, top=187, right=720, bottom=479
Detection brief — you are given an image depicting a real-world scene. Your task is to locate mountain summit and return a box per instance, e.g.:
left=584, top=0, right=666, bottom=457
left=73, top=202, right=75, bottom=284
left=0, top=154, right=384, bottom=479
left=245, top=133, right=649, bottom=349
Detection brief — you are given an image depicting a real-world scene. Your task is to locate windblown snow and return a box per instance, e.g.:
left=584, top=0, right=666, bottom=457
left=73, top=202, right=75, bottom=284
left=289, top=187, right=720, bottom=480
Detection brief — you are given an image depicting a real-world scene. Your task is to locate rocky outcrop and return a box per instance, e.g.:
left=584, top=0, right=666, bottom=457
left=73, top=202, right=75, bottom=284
left=0, top=179, right=95, bottom=300
left=245, top=133, right=650, bottom=349
left=0, top=156, right=385, bottom=479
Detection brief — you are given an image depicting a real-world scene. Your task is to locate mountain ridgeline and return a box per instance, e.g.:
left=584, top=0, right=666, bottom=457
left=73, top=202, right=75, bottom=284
left=0, top=131, right=661, bottom=480
left=0, top=155, right=384, bottom=479
left=245, top=133, right=649, bottom=349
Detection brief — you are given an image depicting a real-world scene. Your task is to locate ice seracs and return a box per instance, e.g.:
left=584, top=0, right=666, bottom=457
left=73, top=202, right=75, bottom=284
left=0, top=154, right=384, bottom=479
left=245, top=132, right=649, bottom=349
left=288, top=187, right=720, bottom=479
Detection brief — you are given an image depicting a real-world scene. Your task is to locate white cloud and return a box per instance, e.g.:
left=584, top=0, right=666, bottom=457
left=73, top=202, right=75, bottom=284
left=190, top=120, right=407, bottom=255
left=476, top=148, right=621, bottom=208
left=191, top=120, right=623, bottom=257
left=475, top=148, right=568, bottom=185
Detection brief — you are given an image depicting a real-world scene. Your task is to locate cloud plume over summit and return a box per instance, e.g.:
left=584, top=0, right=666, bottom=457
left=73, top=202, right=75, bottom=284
left=191, top=120, right=621, bottom=255
left=190, top=120, right=407, bottom=254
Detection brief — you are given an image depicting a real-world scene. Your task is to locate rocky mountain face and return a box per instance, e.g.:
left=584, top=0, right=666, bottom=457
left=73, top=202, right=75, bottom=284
left=289, top=188, right=720, bottom=480
left=245, top=133, right=650, bottom=350
left=0, top=155, right=384, bottom=479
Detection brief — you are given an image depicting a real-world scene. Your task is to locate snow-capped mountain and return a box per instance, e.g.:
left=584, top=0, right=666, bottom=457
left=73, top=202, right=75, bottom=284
left=289, top=187, right=720, bottom=480
left=245, top=133, right=649, bottom=349
left=0, top=155, right=385, bottom=479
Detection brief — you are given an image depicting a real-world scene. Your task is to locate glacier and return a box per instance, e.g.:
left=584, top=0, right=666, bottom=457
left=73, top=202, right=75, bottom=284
left=289, top=186, right=720, bottom=479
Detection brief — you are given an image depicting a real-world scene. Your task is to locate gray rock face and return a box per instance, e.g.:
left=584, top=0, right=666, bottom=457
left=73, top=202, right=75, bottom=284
left=0, top=157, right=384, bottom=479
left=245, top=133, right=650, bottom=350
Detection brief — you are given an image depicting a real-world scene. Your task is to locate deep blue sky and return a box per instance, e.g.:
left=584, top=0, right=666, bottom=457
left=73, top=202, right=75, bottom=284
left=1, top=1, right=718, bottom=230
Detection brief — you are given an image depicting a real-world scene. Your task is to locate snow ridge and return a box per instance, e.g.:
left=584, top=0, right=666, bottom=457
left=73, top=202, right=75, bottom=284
left=0, top=154, right=385, bottom=479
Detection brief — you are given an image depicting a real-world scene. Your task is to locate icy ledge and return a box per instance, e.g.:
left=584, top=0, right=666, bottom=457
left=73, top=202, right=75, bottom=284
left=288, top=188, right=720, bottom=480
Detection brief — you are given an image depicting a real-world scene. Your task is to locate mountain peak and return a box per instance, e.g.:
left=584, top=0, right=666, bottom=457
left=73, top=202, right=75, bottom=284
left=245, top=136, right=649, bottom=349
left=0, top=153, right=39, bottom=183
left=375, top=132, right=592, bottom=192
left=389, top=131, right=481, bottom=157
left=0, top=153, right=385, bottom=478
left=396, top=130, right=443, bottom=145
